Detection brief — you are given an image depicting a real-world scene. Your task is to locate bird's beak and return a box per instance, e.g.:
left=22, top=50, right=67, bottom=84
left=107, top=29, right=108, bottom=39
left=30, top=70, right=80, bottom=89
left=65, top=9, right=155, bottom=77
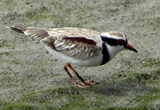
left=126, top=44, right=138, bottom=53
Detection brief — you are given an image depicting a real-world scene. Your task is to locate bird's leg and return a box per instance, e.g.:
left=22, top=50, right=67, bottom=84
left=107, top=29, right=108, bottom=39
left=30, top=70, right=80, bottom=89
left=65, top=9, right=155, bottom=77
left=64, top=63, right=89, bottom=88
left=67, top=63, right=99, bottom=85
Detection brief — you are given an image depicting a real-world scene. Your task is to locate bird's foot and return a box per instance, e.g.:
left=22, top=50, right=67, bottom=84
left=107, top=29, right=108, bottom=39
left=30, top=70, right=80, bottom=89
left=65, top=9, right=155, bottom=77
left=81, top=80, right=100, bottom=85
left=74, top=83, right=89, bottom=88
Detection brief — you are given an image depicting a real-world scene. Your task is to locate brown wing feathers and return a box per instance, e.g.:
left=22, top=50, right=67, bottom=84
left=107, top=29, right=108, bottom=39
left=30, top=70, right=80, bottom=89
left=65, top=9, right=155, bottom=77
left=10, top=25, right=49, bottom=40
left=10, top=25, right=26, bottom=34
left=63, top=36, right=96, bottom=45
left=9, top=25, right=101, bottom=59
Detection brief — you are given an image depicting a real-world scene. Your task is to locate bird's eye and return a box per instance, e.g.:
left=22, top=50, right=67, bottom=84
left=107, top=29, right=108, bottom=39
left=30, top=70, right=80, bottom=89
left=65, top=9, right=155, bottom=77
left=117, top=40, right=124, bottom=45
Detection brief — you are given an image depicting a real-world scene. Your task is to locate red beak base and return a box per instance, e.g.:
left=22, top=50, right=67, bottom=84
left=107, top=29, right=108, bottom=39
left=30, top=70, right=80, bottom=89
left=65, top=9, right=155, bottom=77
left=126, top=44, right=138, bottom=53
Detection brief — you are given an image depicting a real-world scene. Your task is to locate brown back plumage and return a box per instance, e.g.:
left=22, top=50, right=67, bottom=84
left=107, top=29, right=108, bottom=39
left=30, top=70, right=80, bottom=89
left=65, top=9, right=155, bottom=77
left=9, top=25, right=102, bottom=59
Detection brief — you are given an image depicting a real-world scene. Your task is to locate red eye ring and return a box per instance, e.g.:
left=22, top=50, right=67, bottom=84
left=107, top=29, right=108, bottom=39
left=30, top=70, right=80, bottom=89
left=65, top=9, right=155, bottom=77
left=117, top=40, right=124, bottom=45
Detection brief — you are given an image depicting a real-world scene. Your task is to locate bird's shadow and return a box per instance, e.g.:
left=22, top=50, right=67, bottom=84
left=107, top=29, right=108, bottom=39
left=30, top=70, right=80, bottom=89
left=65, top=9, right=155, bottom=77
left=86, top=80, right=148, bottom=97
left=57, top=75, right=147, bottom=97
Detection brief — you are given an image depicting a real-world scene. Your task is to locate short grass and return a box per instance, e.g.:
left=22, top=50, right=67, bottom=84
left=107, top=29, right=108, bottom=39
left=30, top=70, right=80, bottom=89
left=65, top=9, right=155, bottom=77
left=0, top=0, right=160, bottom=109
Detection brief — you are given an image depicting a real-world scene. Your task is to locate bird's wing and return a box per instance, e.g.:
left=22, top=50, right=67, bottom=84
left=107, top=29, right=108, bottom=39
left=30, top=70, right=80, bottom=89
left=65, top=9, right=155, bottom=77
left=41, top=28, right=102, bottom=59
left=9, top=25, right=49, bottom=41
left=10, top=25, right=102, bottom=59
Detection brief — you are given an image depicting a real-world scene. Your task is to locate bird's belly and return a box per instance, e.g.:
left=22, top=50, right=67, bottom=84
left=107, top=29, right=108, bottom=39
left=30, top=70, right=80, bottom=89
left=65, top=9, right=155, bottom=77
left=70, top=54, right=103, bottom=67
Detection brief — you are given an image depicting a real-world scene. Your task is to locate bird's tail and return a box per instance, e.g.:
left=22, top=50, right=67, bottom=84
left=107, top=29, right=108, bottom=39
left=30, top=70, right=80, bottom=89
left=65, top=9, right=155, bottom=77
left=9, top=25, right=49, bottom=41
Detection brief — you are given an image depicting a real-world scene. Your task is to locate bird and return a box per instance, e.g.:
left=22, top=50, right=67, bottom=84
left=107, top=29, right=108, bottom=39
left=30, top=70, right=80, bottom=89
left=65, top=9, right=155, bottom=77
left=9, top=25, right=138, bottom=88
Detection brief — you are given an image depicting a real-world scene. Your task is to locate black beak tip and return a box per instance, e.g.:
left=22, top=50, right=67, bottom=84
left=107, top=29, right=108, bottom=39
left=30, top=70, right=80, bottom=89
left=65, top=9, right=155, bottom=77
left=126, top=44, right=138, bottom=53
left=133, top=49, right=138, bottom=53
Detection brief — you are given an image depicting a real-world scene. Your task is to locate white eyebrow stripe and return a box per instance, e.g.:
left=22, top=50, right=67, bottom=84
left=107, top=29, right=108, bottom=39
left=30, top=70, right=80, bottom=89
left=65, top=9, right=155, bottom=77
left=100, top=33, right=127, bottom=41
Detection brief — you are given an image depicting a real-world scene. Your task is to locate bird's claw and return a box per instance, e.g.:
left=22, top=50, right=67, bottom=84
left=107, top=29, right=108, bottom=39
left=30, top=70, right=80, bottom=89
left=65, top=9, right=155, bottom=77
left=81, top=80, right=100, bottom=86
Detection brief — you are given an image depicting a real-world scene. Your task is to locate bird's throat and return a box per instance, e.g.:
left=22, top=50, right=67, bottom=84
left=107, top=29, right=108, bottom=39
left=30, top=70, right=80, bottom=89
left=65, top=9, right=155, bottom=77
left=106, top=44, right=124, bottom=60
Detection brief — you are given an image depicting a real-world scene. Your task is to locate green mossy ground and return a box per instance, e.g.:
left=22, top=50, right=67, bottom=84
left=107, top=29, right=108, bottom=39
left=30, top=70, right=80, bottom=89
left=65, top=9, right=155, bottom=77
left=0, top=0, right=160, bottom=109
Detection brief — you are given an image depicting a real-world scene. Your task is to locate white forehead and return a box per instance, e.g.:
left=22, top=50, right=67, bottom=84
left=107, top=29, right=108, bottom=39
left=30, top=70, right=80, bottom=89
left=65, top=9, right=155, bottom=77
left=100, top=32, right=127, bottom=41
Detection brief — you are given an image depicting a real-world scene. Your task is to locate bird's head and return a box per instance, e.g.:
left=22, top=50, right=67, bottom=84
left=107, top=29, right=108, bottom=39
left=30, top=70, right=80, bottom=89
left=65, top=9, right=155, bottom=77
left=100, top=31, right=138, bottom=59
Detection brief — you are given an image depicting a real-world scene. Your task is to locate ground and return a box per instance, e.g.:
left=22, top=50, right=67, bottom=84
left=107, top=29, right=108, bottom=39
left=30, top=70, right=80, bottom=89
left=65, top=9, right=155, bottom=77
left=0, top=0, right=160, bottom=109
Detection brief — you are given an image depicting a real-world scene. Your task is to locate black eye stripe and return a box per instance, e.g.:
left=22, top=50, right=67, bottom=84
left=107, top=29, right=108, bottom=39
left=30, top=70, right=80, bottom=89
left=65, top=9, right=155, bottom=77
left=101, top=37, right=119, bottom=46
left=117, top=40, right=124, bottom=44
left=101, top=37, right=128, bottom=46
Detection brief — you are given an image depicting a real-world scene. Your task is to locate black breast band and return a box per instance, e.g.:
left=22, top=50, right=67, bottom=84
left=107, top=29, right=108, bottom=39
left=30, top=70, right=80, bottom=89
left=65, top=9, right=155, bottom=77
left=101, top=43, right=110, bottom=65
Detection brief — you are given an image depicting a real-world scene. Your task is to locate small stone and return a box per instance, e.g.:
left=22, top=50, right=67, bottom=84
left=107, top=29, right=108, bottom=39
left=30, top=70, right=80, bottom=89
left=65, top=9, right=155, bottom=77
left=26, top=2, right=30, bottom=4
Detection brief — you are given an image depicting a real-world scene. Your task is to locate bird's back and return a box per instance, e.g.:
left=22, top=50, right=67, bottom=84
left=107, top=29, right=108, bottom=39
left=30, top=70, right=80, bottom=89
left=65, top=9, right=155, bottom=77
left=10, top=25, right=104, bottom=66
